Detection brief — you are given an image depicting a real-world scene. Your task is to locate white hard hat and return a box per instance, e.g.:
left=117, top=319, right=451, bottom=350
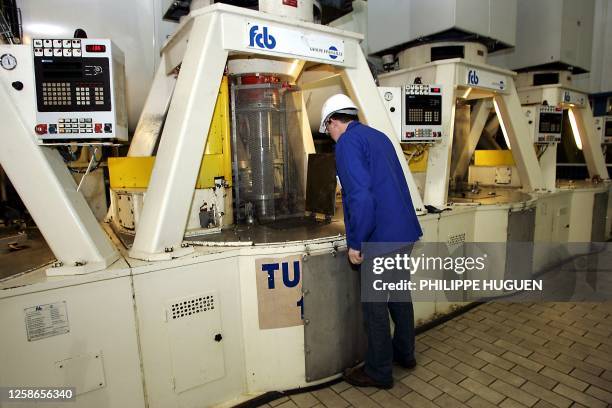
left=319, top=94, right=358, bottom=133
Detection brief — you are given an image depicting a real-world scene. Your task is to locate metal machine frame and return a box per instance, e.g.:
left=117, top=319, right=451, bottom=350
left=517, top=80, right=610, bottom=190
left=0, top=45, right=119, bottom=276
left=379, top=53, right=546, bottom=206
left=126, top=4, right=425, bottom=260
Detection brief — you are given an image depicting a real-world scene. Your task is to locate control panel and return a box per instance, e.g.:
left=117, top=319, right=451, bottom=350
left=402, top=84, right=443, bottom=143
left=594, top=116, right=612, bottom=144
left=523, top=105, right=563, bottom=144
left=32, top=38, right=127, bottom=142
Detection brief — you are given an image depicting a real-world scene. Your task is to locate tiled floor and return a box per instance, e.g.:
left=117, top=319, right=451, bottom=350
left=260, top=302, right=612, bottom=408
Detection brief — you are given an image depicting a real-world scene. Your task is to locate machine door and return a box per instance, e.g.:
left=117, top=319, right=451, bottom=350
left=302, top=250, right=366, bottom=382
left=591, top=192, right=608, bottom=242
left=506, top=207, right=536, bottom=278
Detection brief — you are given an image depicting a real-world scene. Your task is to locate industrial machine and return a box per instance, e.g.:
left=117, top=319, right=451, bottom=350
left=491, top=0, right=611, bottom=246
left=523, top=104, right=563, bottom=144
left=1, top=1, right=611, bottom=408
left=594, top=116, right=612, bottom=145
left=0, top=2, right=418, bottom=407
left=515, top=70, right=609, bottom=187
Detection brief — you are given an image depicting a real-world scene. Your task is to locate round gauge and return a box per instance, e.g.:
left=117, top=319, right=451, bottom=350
left=384, top=91, right=394, bottom=101
left=0, top=53, right=17, bottom=71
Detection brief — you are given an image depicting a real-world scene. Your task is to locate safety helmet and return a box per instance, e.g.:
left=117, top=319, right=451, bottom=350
left=319, top=94, right=359, bottom=133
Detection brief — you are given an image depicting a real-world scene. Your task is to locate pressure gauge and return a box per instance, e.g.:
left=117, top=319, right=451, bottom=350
left=384, top=91, right=394, bottom=101
left=0, top=53, right=17, bottom=71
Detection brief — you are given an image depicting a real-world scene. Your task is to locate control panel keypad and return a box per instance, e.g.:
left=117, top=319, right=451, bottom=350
left=33, top=38, right=81, bottom=57
left=75, top=87, right=91, bottom=106
left=402, top=84, right=444, bottom=143
left=56, top=118, right=94, bottom=134
left=42, top=82, right=72, bottom=106
left=33, top=38, right=123, bottom=142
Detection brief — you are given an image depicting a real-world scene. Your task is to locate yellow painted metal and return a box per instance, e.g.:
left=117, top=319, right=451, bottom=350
left=109, top=76, right=232, bottom=189
left=198, top=76, right=232, bottom=188
left=402, top=146, right=429, bottom=173
left=474, top=150, right=515, bottom=166
left=408, top=151, right=429, bottom=172
left=108, top=156, right=155, bottom=188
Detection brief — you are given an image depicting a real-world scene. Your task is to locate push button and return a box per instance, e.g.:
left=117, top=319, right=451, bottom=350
left=35, top=124, right=48, bottom=135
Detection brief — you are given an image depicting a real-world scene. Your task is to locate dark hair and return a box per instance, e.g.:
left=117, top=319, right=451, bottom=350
left=329, top=112, right=358, bottom=124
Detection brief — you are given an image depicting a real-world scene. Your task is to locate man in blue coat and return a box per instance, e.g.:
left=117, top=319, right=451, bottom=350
left=320, top=94, right=423, bottom=389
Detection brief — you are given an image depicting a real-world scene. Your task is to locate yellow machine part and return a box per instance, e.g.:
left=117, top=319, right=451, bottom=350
left=474, top=150, right=515, bottom=166
left=109, top=76, right=232, bottom=189
left=402, top=146, right=429, bottom=173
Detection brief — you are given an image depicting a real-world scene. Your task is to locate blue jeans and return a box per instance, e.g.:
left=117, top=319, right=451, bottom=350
left=362, top=298, right=415, bottom=383
left=361, top=246, right=415, bottom=383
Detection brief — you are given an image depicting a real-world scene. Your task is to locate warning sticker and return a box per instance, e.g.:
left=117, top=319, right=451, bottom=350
left=24, top=301, right=70, bottom=342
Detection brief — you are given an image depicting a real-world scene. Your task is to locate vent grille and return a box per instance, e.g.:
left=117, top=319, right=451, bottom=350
left=170, top=295, right=215, bottom=321
left=448, top=233, right=466, bottom=246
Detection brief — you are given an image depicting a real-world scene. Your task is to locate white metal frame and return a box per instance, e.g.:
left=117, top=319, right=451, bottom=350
left=128, top=3, right=425, bottom=260
left=0, top=70, right=119, bottom=275
left=517, top=84, right=610, bottom=187
left=379, top=59, right=546, bottom=207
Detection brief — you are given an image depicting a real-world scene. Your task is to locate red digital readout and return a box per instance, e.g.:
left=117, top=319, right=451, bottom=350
left=86, top=44, right=106, bottom=53
left=431, top=87, right=441, bottom=93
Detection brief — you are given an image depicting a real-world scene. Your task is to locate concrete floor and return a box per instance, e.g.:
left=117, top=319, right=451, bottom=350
left=261, top=301, right=612, bottom=408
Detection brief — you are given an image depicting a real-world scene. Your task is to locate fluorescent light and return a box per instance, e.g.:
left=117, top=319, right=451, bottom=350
left=493, top=99, right=511, bottom=150
left=462, top=87, right=472, bottom=99
left=568, top=108, right=582, bottom=150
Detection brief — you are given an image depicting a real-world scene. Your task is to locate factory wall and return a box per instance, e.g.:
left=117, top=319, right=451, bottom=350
left=17, top=0, right=177, bottom=132
left=570, top=0, right=612, bottom=93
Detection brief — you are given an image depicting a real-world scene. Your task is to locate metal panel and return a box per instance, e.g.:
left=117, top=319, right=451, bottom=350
left=591, top=192, right=608, bottom=242
left=166, top=291, right=224, bottom=393
left=305, top=154, right=336, bottom=216
left=368, top=0, right=516, bottom=54
left=506, top=207, right=535, bottom=278
left=302, top=250, right=366, bottom=382
left=488, top=0, right=594, bottom=73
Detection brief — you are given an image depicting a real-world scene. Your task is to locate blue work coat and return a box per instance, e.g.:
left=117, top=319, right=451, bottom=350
left=335, top=121, right=423, bottom=250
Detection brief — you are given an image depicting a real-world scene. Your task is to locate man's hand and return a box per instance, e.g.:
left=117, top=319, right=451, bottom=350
left=348, top=248, right=364, bottom=265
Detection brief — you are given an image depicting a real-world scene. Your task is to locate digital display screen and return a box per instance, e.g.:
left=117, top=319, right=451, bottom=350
left=86, top=44, right=106, bottom=53
left=606, top=120, right=612, bottom=137
left=34, top=56, right=111, bottom=113
left=39, top=60, right=83, bottom=80
left=539, top=112, right=562, bottom=133
left=405, top=95, right=442, bottom=126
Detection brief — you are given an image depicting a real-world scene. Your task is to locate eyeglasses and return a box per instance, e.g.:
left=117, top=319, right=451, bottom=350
left=325, top=119, right=332, bottom=132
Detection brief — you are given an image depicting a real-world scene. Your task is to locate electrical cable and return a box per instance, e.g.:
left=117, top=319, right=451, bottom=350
left=537, top=143, right=549, bottom=159
left=59, top=145, right=102, bottom=174
left=76, top=147, right=99, bottom=192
